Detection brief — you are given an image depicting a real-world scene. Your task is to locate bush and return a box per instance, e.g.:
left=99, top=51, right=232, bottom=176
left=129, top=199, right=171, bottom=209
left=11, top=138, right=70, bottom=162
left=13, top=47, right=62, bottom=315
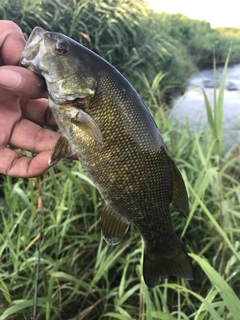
left=0, top=1, right=240, bottom=319
left=154, top=12, right=240, bottom=68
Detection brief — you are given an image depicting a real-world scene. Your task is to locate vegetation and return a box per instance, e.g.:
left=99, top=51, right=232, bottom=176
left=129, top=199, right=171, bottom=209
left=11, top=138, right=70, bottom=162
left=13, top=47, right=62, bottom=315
left=1, top=0, right=240, bottom=101
left=155, top=12, right=240, bottom=68
left=0, top=0, right=240, bottom=319
left=216, top=26, right=240, bottom=36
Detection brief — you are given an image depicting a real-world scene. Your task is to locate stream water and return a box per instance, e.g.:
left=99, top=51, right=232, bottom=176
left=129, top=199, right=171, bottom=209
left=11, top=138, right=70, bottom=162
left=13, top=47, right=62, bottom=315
left=170, top=64, right=240, bottom=151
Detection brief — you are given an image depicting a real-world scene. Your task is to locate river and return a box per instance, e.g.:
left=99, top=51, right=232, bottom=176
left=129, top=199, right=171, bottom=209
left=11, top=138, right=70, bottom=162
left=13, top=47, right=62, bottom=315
left=170, top=64, right=240, bottom=152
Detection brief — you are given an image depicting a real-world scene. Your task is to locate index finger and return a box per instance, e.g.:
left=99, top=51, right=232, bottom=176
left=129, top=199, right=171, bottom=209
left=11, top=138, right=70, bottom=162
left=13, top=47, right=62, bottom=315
left=0, top=147, right=52, bottom=177
left=0, top=20, right=26, bottom=65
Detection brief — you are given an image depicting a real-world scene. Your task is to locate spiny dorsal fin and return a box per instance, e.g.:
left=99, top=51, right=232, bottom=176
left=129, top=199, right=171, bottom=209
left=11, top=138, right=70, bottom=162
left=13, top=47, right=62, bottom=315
left=170, top=159, right=189, bottom=217
left=100, top=202, right=130, bottom=245
left=48, top=135, right=75, bottom=165
left=71, top=109, right=102, bottom=142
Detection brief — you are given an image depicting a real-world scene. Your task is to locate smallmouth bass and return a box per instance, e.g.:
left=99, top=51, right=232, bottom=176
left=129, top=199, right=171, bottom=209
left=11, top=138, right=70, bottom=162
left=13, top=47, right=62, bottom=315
left=20, top=27, right=193, bottom=288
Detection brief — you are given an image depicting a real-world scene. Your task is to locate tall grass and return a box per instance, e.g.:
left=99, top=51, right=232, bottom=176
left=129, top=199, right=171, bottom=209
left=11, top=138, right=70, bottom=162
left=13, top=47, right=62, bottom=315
left=0, top=0, right=191, bottom=101
left=0, top=0, right=240, bottom=319
left=1, top=64, right=240, bottom=318
left=3, top=0, right=240, bottom=103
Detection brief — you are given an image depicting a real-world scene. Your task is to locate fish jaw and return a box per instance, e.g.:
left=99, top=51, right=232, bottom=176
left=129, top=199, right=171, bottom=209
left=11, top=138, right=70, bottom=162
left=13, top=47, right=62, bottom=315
left=20, top=27, right=65, bottom=85
left=20, top=27, right=97, bottom=104
left=20, top=27, right=49, bottom=76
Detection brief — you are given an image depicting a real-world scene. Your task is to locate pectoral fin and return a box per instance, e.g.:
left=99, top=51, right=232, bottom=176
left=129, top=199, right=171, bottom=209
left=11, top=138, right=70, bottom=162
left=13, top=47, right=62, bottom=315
left=71, top=109, right=102, bottom=142
left=170, top=159, right=189, bottom=217
left=49, top=135, right=75, bottom=165
left=100, top=202, right=130, bottom=245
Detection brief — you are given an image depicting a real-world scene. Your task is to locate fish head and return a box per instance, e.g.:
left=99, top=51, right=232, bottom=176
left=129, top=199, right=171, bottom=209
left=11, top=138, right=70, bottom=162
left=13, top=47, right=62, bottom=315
left=20, top=27, right=96, bottom=104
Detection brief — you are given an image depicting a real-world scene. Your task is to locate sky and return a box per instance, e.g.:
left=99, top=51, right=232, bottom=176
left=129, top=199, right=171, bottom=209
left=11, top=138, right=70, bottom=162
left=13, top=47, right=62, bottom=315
left=147, top=0, right=240, bottom=28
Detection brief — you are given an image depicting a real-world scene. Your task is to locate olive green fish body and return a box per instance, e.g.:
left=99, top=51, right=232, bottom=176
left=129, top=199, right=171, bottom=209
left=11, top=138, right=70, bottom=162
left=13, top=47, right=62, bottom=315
left=20, top=27, right=193, bottom=288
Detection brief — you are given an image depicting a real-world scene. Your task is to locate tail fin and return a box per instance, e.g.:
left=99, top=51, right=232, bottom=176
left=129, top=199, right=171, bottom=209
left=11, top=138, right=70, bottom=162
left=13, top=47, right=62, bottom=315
left=143, top=240, right=193, bottom=288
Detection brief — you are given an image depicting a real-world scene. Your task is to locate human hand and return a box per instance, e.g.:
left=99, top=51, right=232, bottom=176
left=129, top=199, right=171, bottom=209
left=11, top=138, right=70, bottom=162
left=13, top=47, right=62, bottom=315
left=0, top=20, right=62, bottom=177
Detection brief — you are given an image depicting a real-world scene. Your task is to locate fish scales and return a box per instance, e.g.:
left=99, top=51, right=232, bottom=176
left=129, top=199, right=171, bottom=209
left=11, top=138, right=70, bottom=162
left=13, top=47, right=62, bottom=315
left=20, top=27, right=194, bottom=288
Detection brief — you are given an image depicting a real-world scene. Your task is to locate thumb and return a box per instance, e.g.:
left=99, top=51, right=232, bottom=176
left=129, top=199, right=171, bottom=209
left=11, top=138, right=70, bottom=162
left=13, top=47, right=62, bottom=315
left=0, top=66, right=47, bottom=99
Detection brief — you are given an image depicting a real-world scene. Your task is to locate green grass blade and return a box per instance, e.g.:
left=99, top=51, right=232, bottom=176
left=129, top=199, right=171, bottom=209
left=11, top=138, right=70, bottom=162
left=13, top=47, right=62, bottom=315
left=215, top=48, right=231, bottom=155
left=0, top=298, right=48, bottom=320
left=191, top=253, right=240, bottom=320
left=186, top=181, right=240, bottom=261
left=160, top=284, right=222, bottom=320
left=104, top=312, right=132, bottom=320
left=201, top=88, right=216, bottom=139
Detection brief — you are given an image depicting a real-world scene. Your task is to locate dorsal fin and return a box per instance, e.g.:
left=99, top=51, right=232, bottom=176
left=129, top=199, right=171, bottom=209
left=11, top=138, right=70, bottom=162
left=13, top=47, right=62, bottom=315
left=100, top=202, right=130, bottom=245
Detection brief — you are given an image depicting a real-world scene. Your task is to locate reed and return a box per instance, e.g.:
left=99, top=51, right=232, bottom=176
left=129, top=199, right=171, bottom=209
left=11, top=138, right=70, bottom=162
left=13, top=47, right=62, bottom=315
left=0, top=0, right=240, bottom=319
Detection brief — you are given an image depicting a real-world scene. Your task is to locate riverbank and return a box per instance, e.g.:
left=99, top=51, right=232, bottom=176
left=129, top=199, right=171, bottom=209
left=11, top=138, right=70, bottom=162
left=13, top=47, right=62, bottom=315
left=170, top=64, right=240, bottom=151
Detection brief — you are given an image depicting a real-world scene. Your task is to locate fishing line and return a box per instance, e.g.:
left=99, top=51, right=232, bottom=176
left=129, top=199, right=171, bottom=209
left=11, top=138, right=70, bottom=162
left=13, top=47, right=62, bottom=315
left=30, top=176, right=45, bottom=320
left=30, top=218, right=42, bottom=320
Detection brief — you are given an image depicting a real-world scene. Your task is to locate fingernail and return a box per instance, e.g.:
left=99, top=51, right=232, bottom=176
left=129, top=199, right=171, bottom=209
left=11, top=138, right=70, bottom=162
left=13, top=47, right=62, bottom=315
left=0, top=69, right=21, bottom=88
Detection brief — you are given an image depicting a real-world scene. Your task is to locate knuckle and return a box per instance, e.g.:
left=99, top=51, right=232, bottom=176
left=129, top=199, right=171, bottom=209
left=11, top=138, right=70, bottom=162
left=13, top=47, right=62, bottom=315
left=2, top=21, right=23, bottom=38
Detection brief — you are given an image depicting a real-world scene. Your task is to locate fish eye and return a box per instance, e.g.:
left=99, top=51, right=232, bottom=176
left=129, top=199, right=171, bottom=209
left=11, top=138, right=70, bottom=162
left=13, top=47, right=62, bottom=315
left=55, top=41, right=69, bottom=55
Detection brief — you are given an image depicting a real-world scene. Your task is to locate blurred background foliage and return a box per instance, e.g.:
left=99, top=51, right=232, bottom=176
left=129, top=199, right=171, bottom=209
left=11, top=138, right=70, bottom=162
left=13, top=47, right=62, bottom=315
left=1, top=0, right=240, bottom=104
left=0, top=0, right=240, bottom=319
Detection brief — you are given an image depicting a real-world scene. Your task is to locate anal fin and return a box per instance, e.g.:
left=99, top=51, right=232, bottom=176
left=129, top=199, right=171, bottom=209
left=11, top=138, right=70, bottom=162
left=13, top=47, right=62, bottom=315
left=49, top=135, right=75, bottom=165
left=100, top=202, right=130, bottom=245
left=170, top=158, right=189, bottom=217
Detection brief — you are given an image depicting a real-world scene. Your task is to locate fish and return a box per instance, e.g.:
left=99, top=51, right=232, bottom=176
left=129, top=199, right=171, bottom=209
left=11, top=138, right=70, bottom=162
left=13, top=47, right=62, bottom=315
left=20, top=27, right=194, bottom=288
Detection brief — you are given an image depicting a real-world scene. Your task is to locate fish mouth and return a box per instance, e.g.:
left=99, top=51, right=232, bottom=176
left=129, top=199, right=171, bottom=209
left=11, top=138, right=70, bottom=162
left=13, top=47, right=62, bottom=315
left=19, top=27, right=48, bottom=75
